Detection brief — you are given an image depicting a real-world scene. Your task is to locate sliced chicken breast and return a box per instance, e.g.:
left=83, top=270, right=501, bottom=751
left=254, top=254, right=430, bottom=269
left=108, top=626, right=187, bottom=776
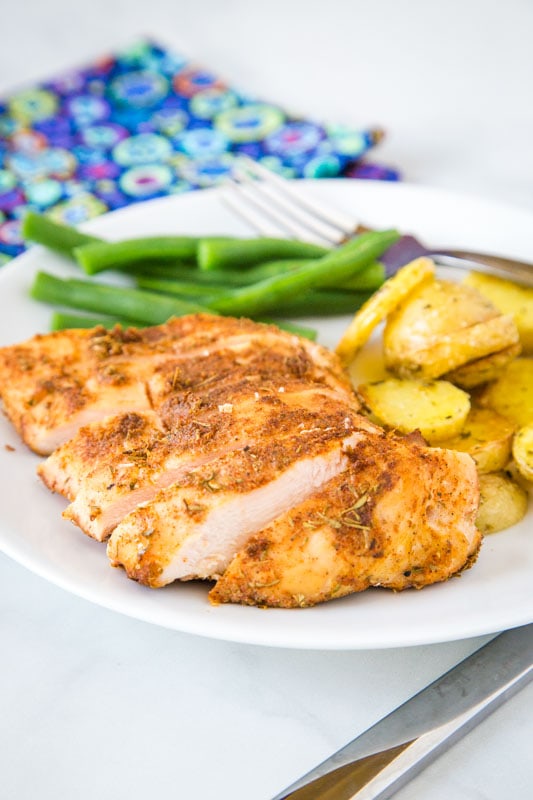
left=107, top=426, right=365, bottom=587
left=39, top=378, right=368, bottom=541
left=0, top=315, right=351, bottom=454
left=2, top=313, right=482, bottom=609
left=210, top=433, right=481, bottom=607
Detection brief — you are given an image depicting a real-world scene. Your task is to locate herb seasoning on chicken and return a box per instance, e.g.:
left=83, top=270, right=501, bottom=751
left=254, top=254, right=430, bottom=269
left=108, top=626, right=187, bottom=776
left=0, top=314, right=481, bottom=607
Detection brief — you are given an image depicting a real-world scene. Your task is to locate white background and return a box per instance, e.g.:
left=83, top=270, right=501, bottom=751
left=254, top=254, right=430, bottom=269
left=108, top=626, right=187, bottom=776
left=0, top=1, right=532, bottom=798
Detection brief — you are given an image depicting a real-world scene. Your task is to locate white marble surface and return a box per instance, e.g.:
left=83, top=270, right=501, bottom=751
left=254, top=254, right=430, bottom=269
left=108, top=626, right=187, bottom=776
left=0, top=1, right=532, bottom=798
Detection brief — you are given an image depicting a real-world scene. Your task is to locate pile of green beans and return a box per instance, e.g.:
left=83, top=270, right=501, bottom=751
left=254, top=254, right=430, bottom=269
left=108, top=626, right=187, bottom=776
left=22, top=211, right=399, bottom=340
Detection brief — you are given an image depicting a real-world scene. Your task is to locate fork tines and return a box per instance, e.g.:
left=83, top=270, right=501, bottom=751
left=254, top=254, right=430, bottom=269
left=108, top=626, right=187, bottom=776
left=223, top=156, right=358, bottom=246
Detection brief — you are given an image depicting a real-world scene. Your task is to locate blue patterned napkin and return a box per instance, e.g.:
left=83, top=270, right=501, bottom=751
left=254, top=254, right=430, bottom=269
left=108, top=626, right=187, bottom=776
left=0, top=39, right=399, bottom=263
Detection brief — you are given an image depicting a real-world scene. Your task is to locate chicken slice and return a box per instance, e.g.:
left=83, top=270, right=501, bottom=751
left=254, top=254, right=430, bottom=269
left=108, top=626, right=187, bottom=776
left=210, top=433, right=481, bottom=607
left=107, top=421, right=366, bottom=587
left=0, top=315, right=350, bottom=454
left=37, top=411, right=163, bottom=501
left=38, top=378, right=367, bottom=542
left=146, top=328, right=354, bottom=421
left=0, top=325, right=157, bottom=454
left=0, top=316, right=231, bottom=453
left=0, top=326, right=145, bottom=455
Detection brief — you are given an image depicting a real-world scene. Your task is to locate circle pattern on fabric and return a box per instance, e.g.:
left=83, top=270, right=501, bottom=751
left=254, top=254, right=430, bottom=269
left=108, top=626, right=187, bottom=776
left=119, top=164, right=173, bottom=197
left=0, top=39, right=395, bottom=261
left=215, top=105, right=285, bottom=143
left=8, top=89, right=58, bottom=123
left=113, top=133, right=172, bottom=166
left=111, top=71, right=169, bottom=107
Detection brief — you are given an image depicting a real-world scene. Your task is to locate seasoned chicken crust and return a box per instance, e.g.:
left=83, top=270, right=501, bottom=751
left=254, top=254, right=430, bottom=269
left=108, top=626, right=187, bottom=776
left=0, top=314, right=481, bottom=607
left=211, top=432, right=481, bottom=607
left=0, top=314, right=351, bottom=454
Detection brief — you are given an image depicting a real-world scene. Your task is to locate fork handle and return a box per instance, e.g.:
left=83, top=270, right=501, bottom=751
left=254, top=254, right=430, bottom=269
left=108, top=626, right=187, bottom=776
left=430, top=249, right=533, bottom=286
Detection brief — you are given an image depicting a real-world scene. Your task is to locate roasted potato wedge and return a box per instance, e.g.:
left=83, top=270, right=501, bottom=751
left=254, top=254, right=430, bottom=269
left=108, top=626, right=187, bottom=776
left=440, top=407, right=515, bottom=473
left=476, top=471, right=528, bottom=534
left=478, top=358, right=533, bottom=428
left=444, top=343, right=522, bottom=388
left=357, top=378, right=470, bottom=443
left=512, top=423, right=533, bottom=483
left=383, top=278, right=520, bottom=378
left=385, top=313, right=520, bottom=379
left=385, top=278, right=498, bottom=344
left=335, top=257, right=435, bottom=366
left=464, top=272, right=533, bottom=354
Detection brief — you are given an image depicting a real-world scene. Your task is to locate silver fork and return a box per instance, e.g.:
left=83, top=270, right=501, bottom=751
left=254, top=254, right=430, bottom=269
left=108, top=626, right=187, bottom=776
left=223, top=156, right=533, bottom=287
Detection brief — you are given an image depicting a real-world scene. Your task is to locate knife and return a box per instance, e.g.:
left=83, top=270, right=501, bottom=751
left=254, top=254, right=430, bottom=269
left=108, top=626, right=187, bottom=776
left=271, top=624, right=533, bottom=800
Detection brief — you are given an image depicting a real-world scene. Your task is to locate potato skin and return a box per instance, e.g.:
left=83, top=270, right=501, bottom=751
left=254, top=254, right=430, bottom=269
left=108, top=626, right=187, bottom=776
left=336, top=257, right=435, bottom=366
left=444, top=343, right=522, bottom=388
left=512, top=423, right=533, bottom=483
left=464, top=272, right=533, bottom=354
left=383, top=279, right=519, bottom=379
left=386, top=278, right=498, bottom=344
left=439, top=407, right=515, bottom=474
left=476, top=472, right=528, bottom=534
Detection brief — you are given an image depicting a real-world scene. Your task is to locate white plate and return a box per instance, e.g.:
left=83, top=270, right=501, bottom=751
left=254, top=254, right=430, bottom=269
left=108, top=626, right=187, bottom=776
left=0, top=180, right=532, bottom=650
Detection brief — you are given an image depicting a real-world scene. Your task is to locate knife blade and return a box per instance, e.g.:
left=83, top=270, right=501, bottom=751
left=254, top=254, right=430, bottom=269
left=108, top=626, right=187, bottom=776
left=271, top=624, right=533, bottom=800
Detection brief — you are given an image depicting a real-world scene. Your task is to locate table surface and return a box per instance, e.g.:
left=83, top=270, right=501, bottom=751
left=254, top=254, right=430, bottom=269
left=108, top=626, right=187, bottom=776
left=0, top=2, right=532, bottom=799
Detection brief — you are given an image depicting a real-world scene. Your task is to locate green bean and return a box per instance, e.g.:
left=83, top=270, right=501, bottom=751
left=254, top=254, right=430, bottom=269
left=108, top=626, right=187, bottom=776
left=74, top=237, right=200, bottom=275
left=192, top=259, right=312, bottom=286
left=129, top=259, right=309, bottom=286
left=51, top=312, right=140, bottom=330
left=340, top=261, right=385, bottom=290
left=225, top=258, right=385, bottom=290
left=253, top=259, right=384, bottom=291
left=209, top=230, right=399, bottom=317
left=198, top=237, right=328, bottom=271
left=135, top=276, right=227, bottom=300
left=256, top=319, right=317, bottom=340
left=136, top=275, right=370, bottom=316
left=22, top=211, right=101, bottom=257
left=23, top=212, right=385, bottom=291
left=51, top=309, right=317, bottom=341
left=271, top=290, right=373, bottom=317
left=31, top=272, right=210, bottom=326
left=128, top=262, right=241, bottom=284
left=119, top=262, right=205, bottom=281
left=130, top=258, right=313, bottom=285
left=131, top=257, right=384, bottom=292
left=225, top=259, right=307, bottom=283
